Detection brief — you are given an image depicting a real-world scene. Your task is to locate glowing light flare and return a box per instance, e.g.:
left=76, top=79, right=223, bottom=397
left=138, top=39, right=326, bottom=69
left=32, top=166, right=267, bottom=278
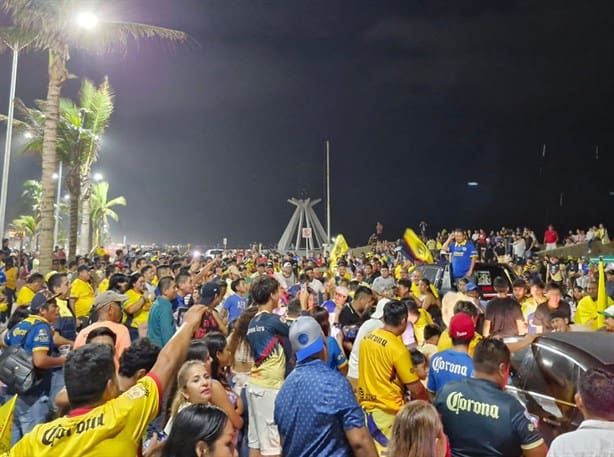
left=75, top=11, right=99, bottom=30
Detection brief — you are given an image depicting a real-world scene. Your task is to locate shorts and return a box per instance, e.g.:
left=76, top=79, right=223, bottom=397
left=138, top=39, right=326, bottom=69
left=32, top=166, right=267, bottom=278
left=246, top=383, right=281, bottom=456
left=365, top=409, right=396, bottom=457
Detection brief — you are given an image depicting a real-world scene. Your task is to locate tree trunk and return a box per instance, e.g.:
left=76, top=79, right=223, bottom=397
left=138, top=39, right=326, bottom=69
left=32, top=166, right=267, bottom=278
left=78, top=174, right=91, bottom=255
left=38, top=49, right=68, bottom=273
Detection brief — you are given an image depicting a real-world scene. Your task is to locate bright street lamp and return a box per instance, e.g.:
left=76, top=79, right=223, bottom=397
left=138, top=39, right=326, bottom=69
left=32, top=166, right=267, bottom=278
left=75, top=11, right=100, bottom=30
left=93, top=172, right=103, bottom=182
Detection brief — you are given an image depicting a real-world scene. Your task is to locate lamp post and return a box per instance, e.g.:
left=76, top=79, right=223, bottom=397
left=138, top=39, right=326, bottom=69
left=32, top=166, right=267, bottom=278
left=0, top=43, right=21, bottom=238
left=53, top=161, right=63, bottom=248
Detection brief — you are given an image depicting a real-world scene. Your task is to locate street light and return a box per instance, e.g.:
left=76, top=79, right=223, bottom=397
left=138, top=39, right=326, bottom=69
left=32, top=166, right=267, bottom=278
left=53, top=161, right=63, bottom=248
left=75, top=11, right=100, bottom=30
left=0, top=39, right=29, bottom=238
left=93, top=172, right=103, bottom=182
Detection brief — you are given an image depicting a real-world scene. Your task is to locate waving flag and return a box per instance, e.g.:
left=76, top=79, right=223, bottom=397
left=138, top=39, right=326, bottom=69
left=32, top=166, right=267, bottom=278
left=0, top=395, right=17, bottom=453
left=329, top=234, right=349, bottom=271
left=597, top=258, right=607, bottom=328
left=401, top=228, right=434, bottom=264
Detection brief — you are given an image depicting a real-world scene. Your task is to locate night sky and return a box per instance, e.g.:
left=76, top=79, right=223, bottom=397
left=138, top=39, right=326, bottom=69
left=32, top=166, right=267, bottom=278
left=1, top=0, right=614, bottom=248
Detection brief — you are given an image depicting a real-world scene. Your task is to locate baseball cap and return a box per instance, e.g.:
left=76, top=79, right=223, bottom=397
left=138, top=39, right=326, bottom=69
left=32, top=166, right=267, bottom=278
left=598, top=305, right=614, bottom=319
left=283, top=262, right=292, bottom=269
left=606, top=263, right=614, bottom=273
left=30, top=292, right=59, bottom=313
left=449, top=313, right=475, bottom=340
left=289, top=316, right=325, bottom=362
left=77, top=264, right=92, bottom=273
left=93, top=290, right=128, bottom=311
left=371, top=298, right=390, bottom=319
left=200, top=282, right=221, bottom=305
left=265, top=262, right=274, bottom=268
left=465, top=281, right=478, bottom=292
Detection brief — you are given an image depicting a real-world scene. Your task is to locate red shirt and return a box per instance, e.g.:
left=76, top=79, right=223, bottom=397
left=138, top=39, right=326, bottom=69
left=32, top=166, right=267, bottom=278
left=544, top=230, right=558, bottom=244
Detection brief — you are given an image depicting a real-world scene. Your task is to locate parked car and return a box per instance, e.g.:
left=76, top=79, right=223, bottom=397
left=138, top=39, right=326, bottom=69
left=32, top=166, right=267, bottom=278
left=504, top=332, right=614, bottom=444
left=414, top=262, right=519, bottom=299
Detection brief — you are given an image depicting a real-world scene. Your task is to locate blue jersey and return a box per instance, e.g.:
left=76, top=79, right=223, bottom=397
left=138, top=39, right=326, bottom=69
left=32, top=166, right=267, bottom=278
left=326, top=336, right=347, bottom=371
left=427, top=349, right=473, bottom=394
left=223, top=293, right=247, bottom=324
left=450, top=241, right=478, bottom=278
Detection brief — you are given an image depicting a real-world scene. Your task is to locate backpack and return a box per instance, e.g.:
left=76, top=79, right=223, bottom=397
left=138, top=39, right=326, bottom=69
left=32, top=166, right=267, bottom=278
left=0, top=323, right=43, bottom=394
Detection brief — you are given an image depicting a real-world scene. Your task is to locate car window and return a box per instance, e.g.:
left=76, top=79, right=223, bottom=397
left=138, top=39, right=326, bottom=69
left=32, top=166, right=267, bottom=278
left=475, top=270, right=492, bottom=288
left=532, top=345, right=582, bottom=424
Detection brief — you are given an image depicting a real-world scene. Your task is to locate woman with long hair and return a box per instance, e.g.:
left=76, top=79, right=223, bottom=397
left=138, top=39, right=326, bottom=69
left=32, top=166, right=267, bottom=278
left=162, top=404, right=235, bottom=457
left=202, top=332, right=244, bottom=431
left=388, top=400, right=448, bottom=457
left=164, top=360, right=212, bottom=435
left=123, top=272, right=154, bottom=340
left=311, top=305, right=348, bottom=375
left=227, top=306, right=257, bottom=394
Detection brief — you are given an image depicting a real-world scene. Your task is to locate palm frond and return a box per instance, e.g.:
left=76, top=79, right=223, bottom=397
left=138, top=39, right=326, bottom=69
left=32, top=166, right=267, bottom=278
left=72, top=21, right=193, bottom=55
left=0, top=27, right=37, bottom=52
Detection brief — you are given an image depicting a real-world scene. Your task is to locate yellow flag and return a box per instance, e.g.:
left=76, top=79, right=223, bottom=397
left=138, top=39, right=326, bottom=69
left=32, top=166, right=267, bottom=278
left=597, top=259, right=607, bottom=328
left=329, top=234, right=349, bottom=272
left=0, top=395, right=17, bottom=453
left=401, top=228, right=434, bottom=264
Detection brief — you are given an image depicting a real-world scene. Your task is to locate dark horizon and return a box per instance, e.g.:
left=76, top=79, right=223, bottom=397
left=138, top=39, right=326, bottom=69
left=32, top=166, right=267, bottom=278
left=1, top=0, right=614, bottom=248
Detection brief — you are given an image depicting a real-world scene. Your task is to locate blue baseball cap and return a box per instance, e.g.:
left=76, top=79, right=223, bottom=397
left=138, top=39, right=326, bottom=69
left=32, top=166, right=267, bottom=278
left=289, top=316, right=325, bottom=362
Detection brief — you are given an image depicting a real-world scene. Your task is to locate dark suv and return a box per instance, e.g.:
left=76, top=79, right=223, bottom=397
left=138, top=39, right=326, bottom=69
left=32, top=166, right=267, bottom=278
left=505, top=332, right=614, bottom=444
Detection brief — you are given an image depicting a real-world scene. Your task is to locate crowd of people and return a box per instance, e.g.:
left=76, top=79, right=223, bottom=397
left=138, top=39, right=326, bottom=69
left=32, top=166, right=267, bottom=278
left=0, top=226, right=613, bottom=457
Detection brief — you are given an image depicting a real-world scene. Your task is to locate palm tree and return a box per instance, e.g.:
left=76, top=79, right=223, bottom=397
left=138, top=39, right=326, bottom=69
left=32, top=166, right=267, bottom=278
left=3, top=1, right=189, bottom=272
left=1, top=84, right=112, bottom=259
left=90, top=181, right=126, bottom=248
left=21, top=179, right=42, bottom=216
left=11, top=214, right=38, bottom=250
left=75, top=78, right=114, bottom=255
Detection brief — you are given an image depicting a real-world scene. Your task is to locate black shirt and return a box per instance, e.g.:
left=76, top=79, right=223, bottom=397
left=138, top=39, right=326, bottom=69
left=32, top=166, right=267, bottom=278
left=435, top=378, right=543, bottom=457
left=533, top=301, right=572, bottom=333
left=338, top=303, right=361, bottom=328
left=485, top=297, right=524, bottom=337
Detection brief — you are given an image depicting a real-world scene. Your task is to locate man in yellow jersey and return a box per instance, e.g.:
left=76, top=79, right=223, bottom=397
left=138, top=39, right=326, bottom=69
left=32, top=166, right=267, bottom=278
left=576, top=280, right=613, bottom=330
left=438, top=300, right=483, bottom=357
left=15, top=273, right=44, bottom=308
left=69, top=265, right=95, bottom=323
left=9, top=303, right=208, bottom=456
left=357, top=300, right=428, bottom=455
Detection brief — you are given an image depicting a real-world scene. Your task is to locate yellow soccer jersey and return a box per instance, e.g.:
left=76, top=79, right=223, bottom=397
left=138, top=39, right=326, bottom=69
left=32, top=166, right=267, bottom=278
left=70, top=278, right=95, bottom=318
left=10, top=374, right=161, bottom=457
left=437, top=329, right=482, bottom=357
left=16, top=286, right=35, bottom=307
left=357, top=328, right=418, bottom=414
left=410, top=282, right=440, bottom=299
left=413, top=308, right=434, bottom=345
left=575, top=295, right=613, bottom=330
left=97, top=278, right=109, bottom=294
left=123, top=289, right=152, bottom=329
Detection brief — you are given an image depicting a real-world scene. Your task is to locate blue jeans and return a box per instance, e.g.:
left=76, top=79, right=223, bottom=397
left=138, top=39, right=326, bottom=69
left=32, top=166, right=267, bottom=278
left=49, top=368, right=65, bottom=412
left=11, top=395, right=52, bottom=445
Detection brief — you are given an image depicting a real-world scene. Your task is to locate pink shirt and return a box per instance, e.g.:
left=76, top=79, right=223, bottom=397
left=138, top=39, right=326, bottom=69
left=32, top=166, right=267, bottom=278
left=74, top=321, right=132, bottom=369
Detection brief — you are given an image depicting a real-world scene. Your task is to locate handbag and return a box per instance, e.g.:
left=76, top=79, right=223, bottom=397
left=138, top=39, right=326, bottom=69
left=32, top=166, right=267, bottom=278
left=0, top=324, right=42, bottom=394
